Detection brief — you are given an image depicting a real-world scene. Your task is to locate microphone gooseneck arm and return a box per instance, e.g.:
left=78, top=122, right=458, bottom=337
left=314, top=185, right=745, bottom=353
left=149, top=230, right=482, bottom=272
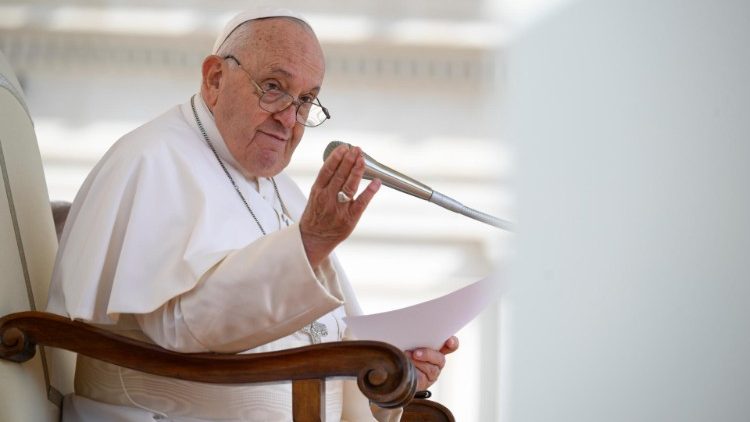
left=428, top=191, right=513, bottom=231
left=323, top=141, right=514, bottom=231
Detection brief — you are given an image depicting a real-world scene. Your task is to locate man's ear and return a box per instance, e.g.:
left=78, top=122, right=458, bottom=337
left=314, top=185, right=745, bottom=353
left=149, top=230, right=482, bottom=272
left=201, top=55, right=224, bottom=108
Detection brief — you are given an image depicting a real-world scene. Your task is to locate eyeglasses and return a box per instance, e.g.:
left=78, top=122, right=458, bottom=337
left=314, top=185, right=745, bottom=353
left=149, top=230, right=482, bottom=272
left=223, top=55, right=330, bottom=127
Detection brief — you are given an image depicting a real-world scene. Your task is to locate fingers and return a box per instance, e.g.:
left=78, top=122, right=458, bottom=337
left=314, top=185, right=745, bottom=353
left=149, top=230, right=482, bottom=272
left=412, top=348, right=446, bottom=369
left=331, top=147, right=363, bottom=194
left=439, top=336, right=459, bottom=355
left=414, top=362, right=440, bottom=389
left=300, top=144, right=380, bottom=268
left=406, top=350, right=443, bottom=391
left=312, top=144, right=349, bottom=188
left=314, top=144, right=364, bottom=194
left=350, top=178, right=381, bottom=216
left=341, top=152, right=365, bottom=198
left=405, top=342, right=457, bottom=391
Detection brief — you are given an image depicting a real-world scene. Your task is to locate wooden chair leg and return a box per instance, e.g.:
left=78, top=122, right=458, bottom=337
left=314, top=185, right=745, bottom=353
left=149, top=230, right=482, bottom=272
left=292, top=378, right=326, bottom=422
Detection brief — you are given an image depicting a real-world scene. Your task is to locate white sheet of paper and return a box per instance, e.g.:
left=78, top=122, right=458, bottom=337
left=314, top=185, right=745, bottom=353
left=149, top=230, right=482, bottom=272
left=343, top=276, right=504, bottom=351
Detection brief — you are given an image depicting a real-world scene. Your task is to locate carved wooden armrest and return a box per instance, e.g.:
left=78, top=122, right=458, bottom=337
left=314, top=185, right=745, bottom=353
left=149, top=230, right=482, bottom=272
left=0, top=311, right=416, bottom=412
left=403, top=399, right=456, bottom=422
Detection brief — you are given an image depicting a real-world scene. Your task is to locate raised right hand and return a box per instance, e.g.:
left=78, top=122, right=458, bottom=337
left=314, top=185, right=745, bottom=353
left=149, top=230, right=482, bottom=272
left=299, top=144, right=381, bottom=267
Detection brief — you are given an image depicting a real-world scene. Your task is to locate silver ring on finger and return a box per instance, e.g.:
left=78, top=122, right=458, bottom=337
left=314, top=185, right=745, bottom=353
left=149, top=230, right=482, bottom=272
left=337, top=191, right=352, bottom=203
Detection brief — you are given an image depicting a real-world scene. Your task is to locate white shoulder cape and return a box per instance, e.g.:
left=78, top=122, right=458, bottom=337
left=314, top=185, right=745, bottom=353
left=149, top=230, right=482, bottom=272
left=47, top=96, right=362, bottom=324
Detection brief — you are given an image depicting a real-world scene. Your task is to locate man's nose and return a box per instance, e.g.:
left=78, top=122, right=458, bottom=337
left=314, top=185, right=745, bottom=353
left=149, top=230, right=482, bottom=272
left=272, top=103, right=298, bottom=129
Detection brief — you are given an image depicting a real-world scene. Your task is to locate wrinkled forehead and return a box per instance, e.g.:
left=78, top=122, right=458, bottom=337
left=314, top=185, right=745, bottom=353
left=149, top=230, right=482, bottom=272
left=246, top=17, right=319, bottom=50
left=240, top=19, right=325, bottom=79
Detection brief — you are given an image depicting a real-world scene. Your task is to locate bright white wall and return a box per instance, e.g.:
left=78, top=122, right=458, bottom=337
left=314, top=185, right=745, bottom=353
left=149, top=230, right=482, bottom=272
left=503, top=0, right=750, bottom=420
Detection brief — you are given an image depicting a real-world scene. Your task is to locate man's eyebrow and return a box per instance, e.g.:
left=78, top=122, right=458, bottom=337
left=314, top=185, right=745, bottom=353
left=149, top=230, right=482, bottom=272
left=265, top=66, right=294, bottom=79
left=263, top=66, right=321, bottom=95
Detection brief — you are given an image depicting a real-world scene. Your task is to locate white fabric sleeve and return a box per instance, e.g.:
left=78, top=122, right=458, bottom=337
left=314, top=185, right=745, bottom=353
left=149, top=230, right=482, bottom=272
left=135, top=224, right=345, bottom=353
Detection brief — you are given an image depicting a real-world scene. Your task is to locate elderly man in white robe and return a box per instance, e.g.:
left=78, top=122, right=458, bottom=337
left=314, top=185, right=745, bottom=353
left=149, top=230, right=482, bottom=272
left=47, top=8, right=458, bottom=422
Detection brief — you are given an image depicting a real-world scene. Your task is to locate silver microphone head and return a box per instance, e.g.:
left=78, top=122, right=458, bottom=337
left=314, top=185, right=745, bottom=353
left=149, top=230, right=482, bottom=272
left=323, top=140, right=348, bottom=161
left=322, top=140, right=433, bottom=200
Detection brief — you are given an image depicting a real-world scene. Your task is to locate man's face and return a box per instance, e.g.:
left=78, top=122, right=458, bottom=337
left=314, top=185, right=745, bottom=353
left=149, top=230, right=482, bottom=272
left=211, top=19, right=325, bottom=178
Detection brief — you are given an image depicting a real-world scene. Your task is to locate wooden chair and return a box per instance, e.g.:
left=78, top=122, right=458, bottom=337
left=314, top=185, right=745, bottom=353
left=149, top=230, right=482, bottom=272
left=0, top=51, right=454, bottom=421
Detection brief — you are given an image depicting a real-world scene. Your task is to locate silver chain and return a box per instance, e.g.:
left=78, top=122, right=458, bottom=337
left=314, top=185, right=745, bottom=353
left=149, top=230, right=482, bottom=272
left=190, top=95, right=290, bottom=235
left=189, top=95, right=327, bottom=344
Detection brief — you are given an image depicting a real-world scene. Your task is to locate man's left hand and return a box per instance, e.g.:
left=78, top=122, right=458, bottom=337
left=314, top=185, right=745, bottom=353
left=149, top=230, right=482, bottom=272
left=405, top=336, right=459, bottom=392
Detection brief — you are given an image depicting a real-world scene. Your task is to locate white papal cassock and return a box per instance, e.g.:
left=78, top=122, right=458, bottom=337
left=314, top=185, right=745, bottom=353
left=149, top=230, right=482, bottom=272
left=46, top=95, right=402, bottom=421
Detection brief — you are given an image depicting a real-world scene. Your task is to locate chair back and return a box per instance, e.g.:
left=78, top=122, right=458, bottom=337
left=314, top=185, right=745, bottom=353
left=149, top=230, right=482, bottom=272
left=0, top=50, right=74, bottom=421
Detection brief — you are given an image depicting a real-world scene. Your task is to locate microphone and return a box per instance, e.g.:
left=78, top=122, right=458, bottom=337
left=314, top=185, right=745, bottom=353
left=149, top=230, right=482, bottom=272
left=323, top=141, right=513, bottom=231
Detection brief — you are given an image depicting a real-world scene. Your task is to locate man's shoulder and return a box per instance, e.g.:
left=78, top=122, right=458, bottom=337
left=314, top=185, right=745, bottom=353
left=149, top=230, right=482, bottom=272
left=108, top=104, right=200, bottom=163
left=71, top=103, right=206, bottom=212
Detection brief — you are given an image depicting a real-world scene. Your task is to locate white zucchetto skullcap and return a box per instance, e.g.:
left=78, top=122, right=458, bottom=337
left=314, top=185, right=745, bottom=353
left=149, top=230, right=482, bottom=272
left=212, top=7, right=310, bottom=54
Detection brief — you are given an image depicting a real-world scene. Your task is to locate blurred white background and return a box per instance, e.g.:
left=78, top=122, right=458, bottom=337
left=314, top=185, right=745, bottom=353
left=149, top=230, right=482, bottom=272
left=0, top=1, right=564, bottom=420
left=503, top=0, right=750, bottom=421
